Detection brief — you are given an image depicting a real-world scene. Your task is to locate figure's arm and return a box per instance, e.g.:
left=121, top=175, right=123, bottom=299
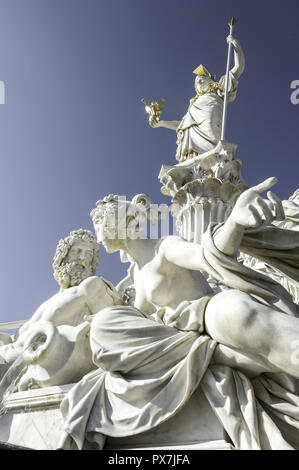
left=80, top=276, right=123, bottom=315
left=149, top=117, right=180, bottom=131
left=160, top=179, right=284, bottom=270
left=227, top=35, right=245, bottom=79
left=214, top=178, right=285, bottom=257
left=159, top=236, right=206, bottom=271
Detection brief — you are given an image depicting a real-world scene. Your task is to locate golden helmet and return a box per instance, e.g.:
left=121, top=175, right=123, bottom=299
left=193, top=64, right=216, bottom=81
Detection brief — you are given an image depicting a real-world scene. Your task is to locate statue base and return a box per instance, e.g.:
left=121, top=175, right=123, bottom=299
left=0, top=384, right=233, bottom=450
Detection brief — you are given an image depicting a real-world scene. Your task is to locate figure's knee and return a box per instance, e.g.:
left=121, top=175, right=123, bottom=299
left=90, top=306, right=143, bottom=336
left=206, top=289, right=256, bottom=324
left=89, top=305, right=146, bottom=355
left=205, top=290, right=264, bottom=349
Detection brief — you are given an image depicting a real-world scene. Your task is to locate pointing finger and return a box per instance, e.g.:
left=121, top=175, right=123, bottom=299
left=251, top=177, right=278, bottom=194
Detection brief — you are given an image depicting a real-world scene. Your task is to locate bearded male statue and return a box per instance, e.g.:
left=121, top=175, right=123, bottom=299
left=0, top=229, right=122, bottom=389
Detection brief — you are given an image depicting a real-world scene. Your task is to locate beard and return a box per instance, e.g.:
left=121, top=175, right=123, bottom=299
left=54, top=262, right=94, bottom=289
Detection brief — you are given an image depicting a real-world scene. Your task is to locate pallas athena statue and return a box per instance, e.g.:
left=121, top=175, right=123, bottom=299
left=1, top=19, right=299, bottom=451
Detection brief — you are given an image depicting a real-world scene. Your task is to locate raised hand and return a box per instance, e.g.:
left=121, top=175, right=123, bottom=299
left=230, top=177, right=285, bottom=228
left=227, top=35, right=240, bottom=49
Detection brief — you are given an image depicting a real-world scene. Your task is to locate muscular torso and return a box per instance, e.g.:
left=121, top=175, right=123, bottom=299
left=28, top=290, right=89, bottom=327
left=0, top=276, right=119, bottom=364
left=133, top=238, right=213, bottom=314
left=25, top=276, right=116, bottom=328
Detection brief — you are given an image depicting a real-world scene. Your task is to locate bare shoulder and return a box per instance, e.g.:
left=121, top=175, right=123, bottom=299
left=79, top=275, right=122, bottom=308
left=156, top=235, right=204, bottom=270
left=158, top=235, right=186, bottom=254
left=79, top=276, right=106, bottom=295
left=79, top=276, right=120, bottom=300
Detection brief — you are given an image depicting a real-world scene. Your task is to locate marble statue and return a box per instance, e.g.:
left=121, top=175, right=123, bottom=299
left=58, top=183, right=299, bottom=450
left=0, top=229, right=122, bottom=390
left=146, top=34, right=245, bottom=162
left=2, top=18, right=299, bottom=452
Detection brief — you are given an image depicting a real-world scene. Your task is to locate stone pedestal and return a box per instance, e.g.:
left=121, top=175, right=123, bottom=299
left=0, top=384, right=233, bottom=450
left=0, top=384, right=70, bottom=449
left=159, top=141, right=248, bottom=243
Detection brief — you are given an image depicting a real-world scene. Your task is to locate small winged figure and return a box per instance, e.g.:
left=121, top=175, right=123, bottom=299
left=141, top=97, right=165, bottom=126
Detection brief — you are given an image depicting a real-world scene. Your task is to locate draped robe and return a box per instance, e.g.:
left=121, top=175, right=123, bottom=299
left=176, top=72, right=238, bottom=162
left=59, top=224, right=299, bottom=450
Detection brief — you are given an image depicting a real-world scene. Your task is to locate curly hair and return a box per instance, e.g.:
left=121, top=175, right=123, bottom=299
left=90, top=194, right=153, bottom=240
left=52, top=229, right=99, bottom=286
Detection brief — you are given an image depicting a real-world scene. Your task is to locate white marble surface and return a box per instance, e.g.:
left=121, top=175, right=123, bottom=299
left=85, top=188, right=299, bottom=450
left=0, top=385, right=71, bottom=449
left=0, top=383, right=231, bottom=450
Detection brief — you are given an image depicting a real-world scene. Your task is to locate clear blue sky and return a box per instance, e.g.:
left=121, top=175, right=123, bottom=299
left=0, top=0, right=298, bottom=324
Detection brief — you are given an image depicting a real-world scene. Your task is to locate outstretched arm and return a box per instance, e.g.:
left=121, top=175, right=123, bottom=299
left=160, top=178, right=284, bottom=269
left=149, top=116, right=180, bottom=130
left=227, top=35, right=245, bottom=79
left=214, top=177, right=285, bottom=256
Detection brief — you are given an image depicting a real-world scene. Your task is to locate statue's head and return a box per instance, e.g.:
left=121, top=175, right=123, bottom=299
left=193, top=64, right=218, bottom=95
left=90, top=194, right=153, bottom=253
left=53, top=229, right=99, bottom=289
